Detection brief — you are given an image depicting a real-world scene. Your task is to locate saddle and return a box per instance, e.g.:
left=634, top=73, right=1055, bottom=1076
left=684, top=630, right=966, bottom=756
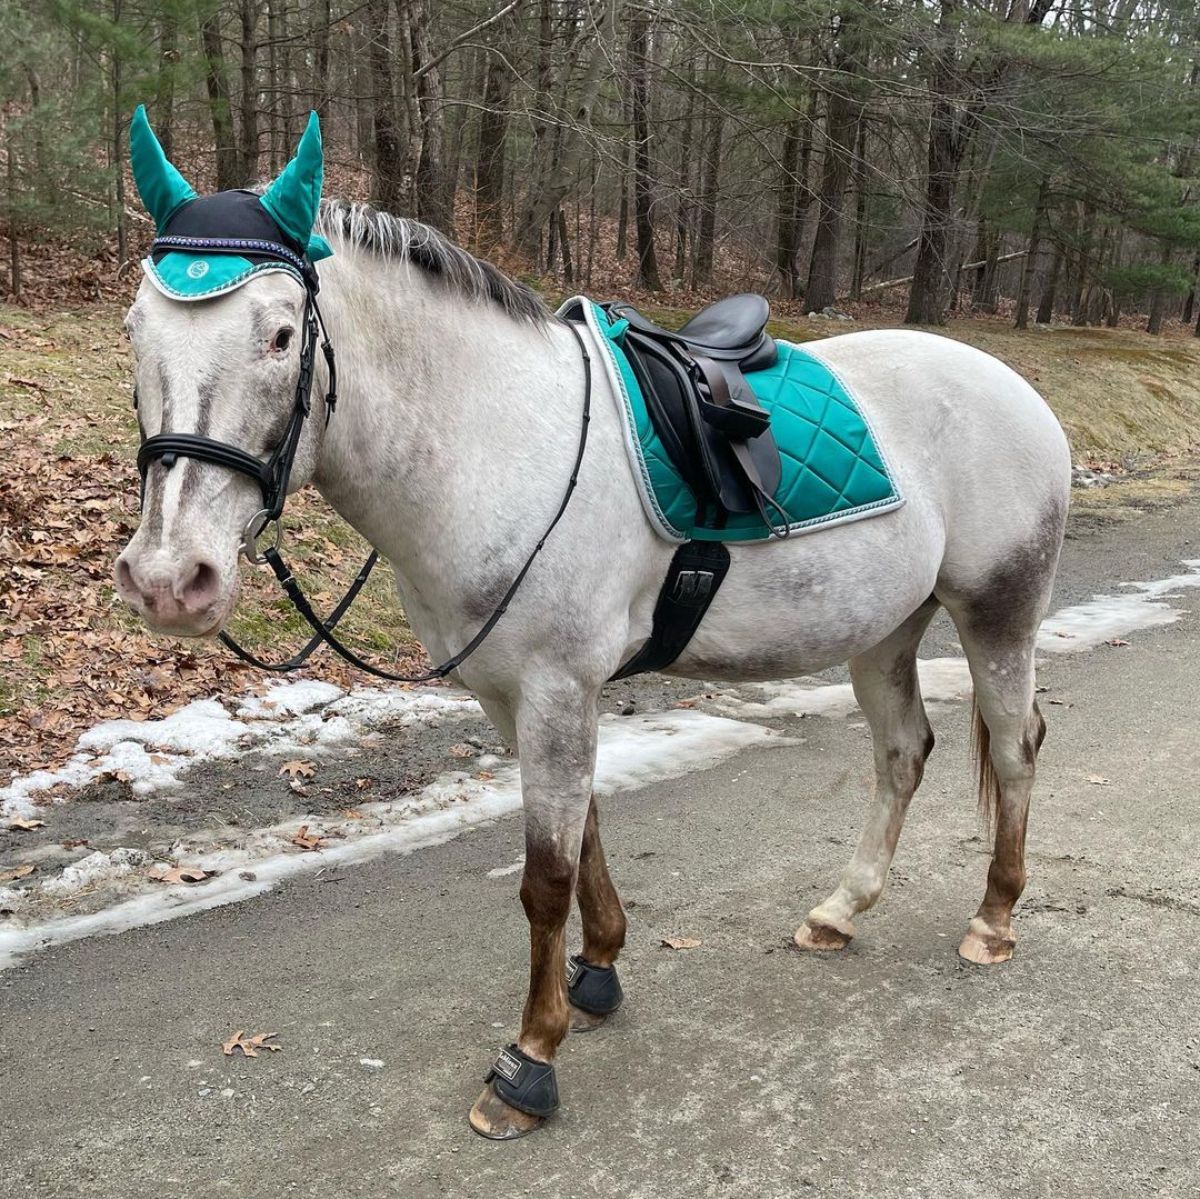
left=600, top=294, right=785, bottom=534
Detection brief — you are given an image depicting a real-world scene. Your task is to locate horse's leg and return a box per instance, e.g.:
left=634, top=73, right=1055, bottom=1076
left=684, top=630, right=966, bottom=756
left=468, top=680, right=598, bottom=1140
left=938, top=517, right=1060, bottom=965
left=569, top=796, right=627, bottom=1032
left=948, top=617, right=1046, bottom=966
left=795, top=600, right=939, bottom=951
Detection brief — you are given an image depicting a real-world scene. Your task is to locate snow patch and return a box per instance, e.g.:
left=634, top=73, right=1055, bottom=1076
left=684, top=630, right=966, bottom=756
left=0, top=680, right=481, bottom=818
left=0, top=709, right=787, bottom=970
left=715, top=657, right=973, bottom=720
left=1038, top=561, right=1200, bottom=652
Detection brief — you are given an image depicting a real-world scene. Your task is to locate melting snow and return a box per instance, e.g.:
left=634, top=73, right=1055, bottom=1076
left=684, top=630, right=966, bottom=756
left=1037, top=560, right=1200, bottom=652
left=0, top=680, right=482, bottom=819
left=0, top=709, right=786, bottom=969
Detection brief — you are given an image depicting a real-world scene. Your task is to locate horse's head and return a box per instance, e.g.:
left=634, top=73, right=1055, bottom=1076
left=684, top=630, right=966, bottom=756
left=114, top=107, right=333, bottom=637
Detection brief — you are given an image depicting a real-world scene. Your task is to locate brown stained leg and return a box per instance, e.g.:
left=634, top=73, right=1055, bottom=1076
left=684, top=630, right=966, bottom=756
left=959, top=704, right=1044, bottom=966
left=469, top=837, right=576, bottom=1139
left=570, top=797, right=626, bottom=1031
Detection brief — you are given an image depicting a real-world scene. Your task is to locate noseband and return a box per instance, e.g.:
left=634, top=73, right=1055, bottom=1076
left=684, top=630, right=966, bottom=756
left=134, top=237, right=592, bottom=682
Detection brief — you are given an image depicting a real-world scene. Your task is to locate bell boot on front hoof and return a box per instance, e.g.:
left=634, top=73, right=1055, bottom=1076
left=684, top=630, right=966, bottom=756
left=468, top=1045, right=559, bottom=1140
left=566, top=954, right=623, bottom=1032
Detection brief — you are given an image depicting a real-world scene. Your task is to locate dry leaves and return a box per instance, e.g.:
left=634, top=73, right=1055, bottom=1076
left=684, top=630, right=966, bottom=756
left=222, top=1030, right=281, bottom=1058
left=8, top=818, right=45, bottom=831
left=1107, top=638, right=1130, bottom=647
left=149, top=865, right=215, bottom=885
left=0, top=863, right=36, bottom=882
left=661, top=936, right=702, bottom=950
left=448, top=743, right=474, bottom=758
left=279, top=759, right=316, bottom=779
left=1087, top=774, right=1111, bottom=786
left=290, top=824, right=327, bottom=851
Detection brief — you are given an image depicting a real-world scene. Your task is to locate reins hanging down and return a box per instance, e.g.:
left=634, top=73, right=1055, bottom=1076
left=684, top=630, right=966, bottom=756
left=135, top=235, right=592, bottom=683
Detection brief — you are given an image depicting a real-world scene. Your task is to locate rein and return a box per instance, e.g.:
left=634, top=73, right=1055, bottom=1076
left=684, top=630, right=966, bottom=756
left=136, top=237, right=593, bottom=682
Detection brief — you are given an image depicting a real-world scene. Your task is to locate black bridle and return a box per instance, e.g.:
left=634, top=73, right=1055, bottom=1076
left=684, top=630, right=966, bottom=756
left=135, top=236, right=592, bottom=682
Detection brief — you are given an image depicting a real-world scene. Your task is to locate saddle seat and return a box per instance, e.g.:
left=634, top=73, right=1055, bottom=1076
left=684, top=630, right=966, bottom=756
left=600, top=294, right=784, bottom=530
left=615, top=294, right=777, bottom=372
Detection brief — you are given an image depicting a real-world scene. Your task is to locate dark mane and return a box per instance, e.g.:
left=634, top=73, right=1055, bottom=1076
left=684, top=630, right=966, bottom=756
left=316, top=199, right=549, bottom=324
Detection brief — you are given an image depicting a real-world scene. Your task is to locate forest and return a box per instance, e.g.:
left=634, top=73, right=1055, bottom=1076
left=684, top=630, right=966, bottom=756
left=2, top=0, right=1199, bottom=330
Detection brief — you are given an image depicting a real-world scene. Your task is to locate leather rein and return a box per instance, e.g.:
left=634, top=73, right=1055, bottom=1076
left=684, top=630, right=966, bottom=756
left=135, top=237, right=592, bottom=682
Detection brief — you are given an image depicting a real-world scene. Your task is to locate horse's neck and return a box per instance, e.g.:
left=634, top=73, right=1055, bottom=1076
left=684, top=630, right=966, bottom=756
left=312, top=255, right=577, bottom=603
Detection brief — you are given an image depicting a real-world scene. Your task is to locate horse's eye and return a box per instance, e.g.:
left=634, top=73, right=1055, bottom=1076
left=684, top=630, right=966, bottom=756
left=270, top=327, right=294, bottom=353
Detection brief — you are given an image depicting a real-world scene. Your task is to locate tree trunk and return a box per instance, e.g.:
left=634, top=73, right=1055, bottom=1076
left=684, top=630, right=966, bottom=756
left=849, top=114, right=869, bottom=300
left=201, top=10, right=241, bottom=189
left=691, top=99, right=723, bottom=288
left=1014, top=177, right=1049, bottom=330
left=111, top=0, right=127, bottom=267
left=557, top=207, right=574, bottom=284
left=473, top=1, right=521, bottom=248
left=314, top=0, right=332, bottom=117
left=905, top=0, right=972, bottom=325
left=155, top=8, right=177, bottom=161
left=239, top=0, right=259, bottom=184
left=410, top=0, right=451, bottom=231
left=1147, top=246, right=1173, bottom=335
left=628, top=14, right=661, bottom=289
left=7, top=119, right=20, bottom=300
left=366, top=0, right=404, bottom=210
left=805, top=2, right=869, bottom=311
left=1182, top=253, right=1200, bottom=326
left=675, top=73, right=696, bottom=282
left=1036, top=242, right=1062, bottom=324
left=774, top=113, right=803, bottom=297
left=267, top=0, right=282, bottom=170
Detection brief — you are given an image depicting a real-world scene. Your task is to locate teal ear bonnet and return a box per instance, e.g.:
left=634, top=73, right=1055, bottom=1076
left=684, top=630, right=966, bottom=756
left=129, top=105, right=333, bottom=300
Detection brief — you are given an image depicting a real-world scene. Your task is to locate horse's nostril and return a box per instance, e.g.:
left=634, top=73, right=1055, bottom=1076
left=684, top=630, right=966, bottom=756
left=115, top=557, right=135, bottom=595
left=182, top=560, right=220, bottom=610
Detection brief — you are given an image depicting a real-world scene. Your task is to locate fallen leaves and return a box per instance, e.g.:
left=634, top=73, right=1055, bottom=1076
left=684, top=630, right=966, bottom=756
left=661, top=936, right=702, bottom=950
left=290, top=824, right=327, bottom=851
left=0, top=863, right=36, bottom=882
left=1107, top=638, right=1129, bottom=647
left=1087, top=774, right=1111, bottom=786
left=8, top=818, right=45, bottom=831
left=279, top=759, right=316, bottom=779
left=222, top=1030, right=281, bottom=1058
left=149, top=865, right=215, bottom=885
left=448, top=743, right=474, bottom=758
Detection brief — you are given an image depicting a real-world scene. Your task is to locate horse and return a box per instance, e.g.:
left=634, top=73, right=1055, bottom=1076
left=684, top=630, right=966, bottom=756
left=115, top=113, right=1071, bottom=1139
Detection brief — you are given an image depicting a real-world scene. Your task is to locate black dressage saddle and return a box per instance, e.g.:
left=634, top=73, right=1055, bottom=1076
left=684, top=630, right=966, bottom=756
left=600, top=293, right=784, bottom=533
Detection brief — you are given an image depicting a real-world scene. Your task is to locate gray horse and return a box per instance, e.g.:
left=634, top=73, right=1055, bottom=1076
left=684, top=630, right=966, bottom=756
left=115, top=114, right=1071, bottom=1138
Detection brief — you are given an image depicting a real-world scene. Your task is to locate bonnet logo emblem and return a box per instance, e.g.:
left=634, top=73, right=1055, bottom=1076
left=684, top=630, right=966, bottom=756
left=186, top=260, right=209, bottom=279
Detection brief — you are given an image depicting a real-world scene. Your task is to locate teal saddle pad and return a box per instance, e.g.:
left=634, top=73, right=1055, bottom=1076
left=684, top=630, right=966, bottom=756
left=584, top=301, right=903, bottom=543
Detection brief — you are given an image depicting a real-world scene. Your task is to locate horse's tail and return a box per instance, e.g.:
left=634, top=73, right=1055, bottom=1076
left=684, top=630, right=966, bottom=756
left=971, top=698, right=1001, bottom=834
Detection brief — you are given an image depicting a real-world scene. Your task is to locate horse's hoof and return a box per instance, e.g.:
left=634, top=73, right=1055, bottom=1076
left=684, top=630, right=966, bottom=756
left=569, top=1004, right=608, bottom=1033
left=958, top=917, right=1015, bottom=965
left=794, top=916, right=854, bottom=951
left=468, top=1082, right=545, bottom=1140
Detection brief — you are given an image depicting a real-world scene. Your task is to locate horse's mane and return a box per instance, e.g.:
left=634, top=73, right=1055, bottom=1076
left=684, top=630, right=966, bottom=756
left=315, top=199, right=549, bottom=325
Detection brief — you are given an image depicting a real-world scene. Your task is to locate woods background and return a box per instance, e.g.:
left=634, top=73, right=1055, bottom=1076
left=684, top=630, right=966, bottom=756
left=2, top=0, right=1199, bottom=328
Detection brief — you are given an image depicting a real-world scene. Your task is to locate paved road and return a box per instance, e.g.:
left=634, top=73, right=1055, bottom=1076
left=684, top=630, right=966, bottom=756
left=3, top=488, right=1200, bottom=1198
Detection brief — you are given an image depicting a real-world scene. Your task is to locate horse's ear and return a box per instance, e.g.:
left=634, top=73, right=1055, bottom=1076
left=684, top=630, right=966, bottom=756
left=260, top=111, right=325, bottom=256
left=129, top=104, right=197, bottom=231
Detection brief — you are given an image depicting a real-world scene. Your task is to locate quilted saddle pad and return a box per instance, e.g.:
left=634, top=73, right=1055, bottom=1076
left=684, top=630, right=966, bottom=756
left=572, top=298, right=904, bottom=544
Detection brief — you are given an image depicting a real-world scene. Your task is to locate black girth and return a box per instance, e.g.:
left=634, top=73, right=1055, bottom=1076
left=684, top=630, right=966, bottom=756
left=135, top=234, right=593, bottom=683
